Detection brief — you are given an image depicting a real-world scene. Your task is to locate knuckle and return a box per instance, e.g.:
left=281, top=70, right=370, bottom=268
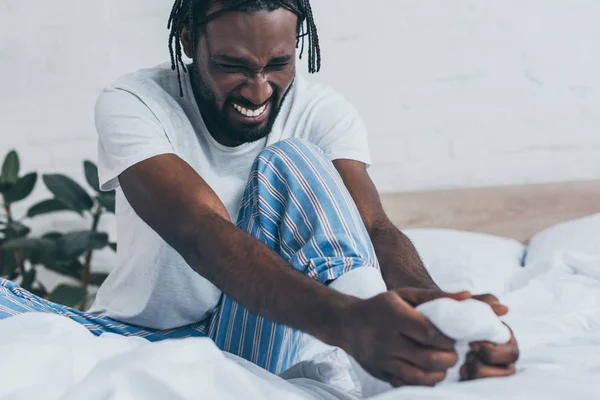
left=480, top=346, right=494, bottom=361
left=511, top=346, right=520, bottom=362
left=389, top=377, right=405, bottom=388
left=470, top=364, right=484, bottom=379
left=431, top=370, right=447, bottom=385
left=423, top=351, right=444, bottom=370
left=466, top=358, right=481, bottom=379
left=446, top=351, right=459, bottom=368
left=404, top=368, right=426, bottom=385
left=421, top=325, right=438, bottom=344
left=420, top=370, right=446, bottom=386
left=423, top=352, right=438, bottom=369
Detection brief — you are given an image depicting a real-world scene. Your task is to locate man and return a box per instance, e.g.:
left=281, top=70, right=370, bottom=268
left=0, top=0, right=518, bottom=388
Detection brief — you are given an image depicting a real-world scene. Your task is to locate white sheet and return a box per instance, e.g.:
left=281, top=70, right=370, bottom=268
left=404, top=228, right=525, bottom=298
left=367, top=251, right=600, bottom=399
left=416, top=298, right=511, bottom=384
left=1, top=251, right=599, bottom=400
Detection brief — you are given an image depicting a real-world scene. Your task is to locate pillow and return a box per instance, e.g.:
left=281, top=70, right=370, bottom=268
left=524, top=213, right=600, bottom=265
left=403, top=228, right=525, bottom=298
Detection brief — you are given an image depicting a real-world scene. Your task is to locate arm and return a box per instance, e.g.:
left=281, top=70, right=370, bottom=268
left=121, top=155, right=469, bottom=386
left=96, top=88, right=463, bottom=386
left=334, top=159, right=519, bottom=379
left=119, top=154, right=352, bottom=345
left=333, top=159, right=439, bottom=290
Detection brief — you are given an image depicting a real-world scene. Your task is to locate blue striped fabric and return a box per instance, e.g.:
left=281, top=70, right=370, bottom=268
left=0, top=138, right=379, bottom=374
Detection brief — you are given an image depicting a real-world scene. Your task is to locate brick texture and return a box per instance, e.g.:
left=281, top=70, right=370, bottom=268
left=2, top=1, right=600, bottom=275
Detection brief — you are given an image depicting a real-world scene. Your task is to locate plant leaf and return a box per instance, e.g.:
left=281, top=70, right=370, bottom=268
left=42, top=232, right=64, bottom=240
left=21, top=268, right=36, bottom=290
left=27, top=198, right=80, bottom=218
left=4, top=221, right=31, bottom=238
left=2, top=238, right=48, bottom=250
left=3, top=237, right=57, bottom=265
left=42, top=174, right=93, bottom=212
left=0, top=249, right=17, bottom=278
left=84, top=161, right=101, bottom=193
left=96, top=192, right=115, bottom=213
left=0, top=182, right=13, bottom=194
left=2, top=237, right=37, bottom=250
left=1, top=150, right=19, bottom=185
left=48, top=284, right=86, bottom=307
left=56, top=231, right=109, bottom=260
left=4, top=173, right=37, bottom=204
left=89, top=272, right=109, bottom=286
left=109, top=242, right=117, bottom=252
left=30, top=283, right=48, bottom=298
left=44, top=259, right=83, bottom=280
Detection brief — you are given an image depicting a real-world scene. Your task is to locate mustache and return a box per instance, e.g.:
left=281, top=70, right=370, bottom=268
left=228, top=97, right=272, bottom=109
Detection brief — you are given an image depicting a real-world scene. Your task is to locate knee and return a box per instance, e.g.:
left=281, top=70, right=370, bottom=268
left=256, top=138, right=326, bottom=169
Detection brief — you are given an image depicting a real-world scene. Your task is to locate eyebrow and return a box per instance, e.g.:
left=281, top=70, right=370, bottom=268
left=212, top=53, right=294, bottom=66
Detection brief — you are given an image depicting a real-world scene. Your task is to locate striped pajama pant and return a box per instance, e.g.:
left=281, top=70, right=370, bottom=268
left=0, top=138, right=379, bottom=374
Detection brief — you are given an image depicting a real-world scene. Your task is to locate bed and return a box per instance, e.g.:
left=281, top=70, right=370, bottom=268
left=2, top=179, right=600, bottom=399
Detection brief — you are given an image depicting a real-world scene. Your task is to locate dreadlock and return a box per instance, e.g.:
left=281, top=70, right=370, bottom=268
left=167, top=0, right=321, bottom=97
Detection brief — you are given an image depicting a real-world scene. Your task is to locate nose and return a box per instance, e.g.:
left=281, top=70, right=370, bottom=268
left=240, top=74, right=273, bottom=106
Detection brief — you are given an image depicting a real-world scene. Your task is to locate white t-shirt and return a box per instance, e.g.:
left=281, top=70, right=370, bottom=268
left=89, top=62, right=371, bottom=329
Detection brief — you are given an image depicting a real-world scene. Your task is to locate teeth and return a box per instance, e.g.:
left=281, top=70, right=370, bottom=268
left=233, top=103, right=267, bottom=118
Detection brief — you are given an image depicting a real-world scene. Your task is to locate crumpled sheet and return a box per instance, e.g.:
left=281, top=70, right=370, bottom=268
left=0, top=252, right=599, bottom=400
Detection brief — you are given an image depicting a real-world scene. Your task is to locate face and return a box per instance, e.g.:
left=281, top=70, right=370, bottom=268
left=181, top=6, right=298, bottom=147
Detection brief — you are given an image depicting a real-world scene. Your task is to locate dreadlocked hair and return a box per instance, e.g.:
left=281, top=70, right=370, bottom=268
left=167, top=0, right=321, bottom=96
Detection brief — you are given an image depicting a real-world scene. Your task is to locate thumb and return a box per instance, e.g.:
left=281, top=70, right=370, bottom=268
left=473, top=294, right=509, bottom=316
left=395, top=288, right=472, bottom=306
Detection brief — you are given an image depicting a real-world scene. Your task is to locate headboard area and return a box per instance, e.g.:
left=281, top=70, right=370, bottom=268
left=379, top=179, right=600, bottom=243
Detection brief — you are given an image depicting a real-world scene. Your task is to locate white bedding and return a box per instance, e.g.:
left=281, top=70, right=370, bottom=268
left=1, top=251, right=599, bottom=399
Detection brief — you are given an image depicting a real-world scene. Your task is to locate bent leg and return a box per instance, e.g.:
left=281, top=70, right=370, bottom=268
left=0, top=279, right=208, bottom=340
left=208, top=138, right=380, bottom=374
left=0, top=138, right=381, bottom=373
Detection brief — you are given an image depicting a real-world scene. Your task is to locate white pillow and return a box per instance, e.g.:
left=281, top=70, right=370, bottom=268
left=525, top=213, right=600, bottom=265
left=403, top=228, right=525, bottom=298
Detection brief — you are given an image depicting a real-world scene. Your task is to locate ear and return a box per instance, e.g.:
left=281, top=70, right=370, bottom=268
left=180, top=27, right=193, bottom=59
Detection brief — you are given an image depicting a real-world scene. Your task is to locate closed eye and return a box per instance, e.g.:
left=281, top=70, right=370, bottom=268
left=218, top=64, right=244, bottom=71
left=267, top=62, right=291, bottom=71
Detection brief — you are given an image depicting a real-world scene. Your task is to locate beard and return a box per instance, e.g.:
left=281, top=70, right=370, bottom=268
left=189, top=64, right=294, bottom=146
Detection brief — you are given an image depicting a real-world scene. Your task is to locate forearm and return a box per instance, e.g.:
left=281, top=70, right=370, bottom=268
left=119, top=155, right=356, bottom=346
left=370, top=220, right=439, bottom=290
left=179, top=211, right=355, bottom=346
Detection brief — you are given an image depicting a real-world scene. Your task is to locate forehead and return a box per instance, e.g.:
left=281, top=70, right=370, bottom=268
left=203, top=8, right=299, bottom=56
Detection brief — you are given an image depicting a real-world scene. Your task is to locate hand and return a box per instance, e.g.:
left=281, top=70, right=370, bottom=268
left=461, top=294, right=520, bottom=381
left=337, top=288, right=472, bottom=387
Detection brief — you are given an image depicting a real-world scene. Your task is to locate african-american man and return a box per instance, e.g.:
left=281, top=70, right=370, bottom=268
left=0, top=0, right=518, bottom=388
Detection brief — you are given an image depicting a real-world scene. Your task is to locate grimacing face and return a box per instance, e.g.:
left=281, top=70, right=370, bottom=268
left=181, top=7, right=298, bottom=147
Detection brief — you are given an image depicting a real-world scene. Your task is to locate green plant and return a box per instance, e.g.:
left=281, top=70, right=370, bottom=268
left=0, top=150, right=116, bottom=310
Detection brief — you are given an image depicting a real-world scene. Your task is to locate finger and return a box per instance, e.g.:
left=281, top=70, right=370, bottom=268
left=386, top=374, right=407, bottom=388
left=385, top=359, right=448, bottom=387
left=472, top=294, right=509, bottom=316
left=398, top=288, right=472, bottom=307
left=398, top=308, right=456, bottom=351
left=459, top=363, right=469, bottom=381
left=393, top=336, right=459, bottom=371
left=471, top=338, right=519, bottom=365
left=462, top=353, right=516, bottom=380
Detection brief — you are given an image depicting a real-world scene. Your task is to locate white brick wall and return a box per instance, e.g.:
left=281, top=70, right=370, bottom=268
left=2, top=1, right=600, bottom=276
left=3, top=0, right=600, bottom=194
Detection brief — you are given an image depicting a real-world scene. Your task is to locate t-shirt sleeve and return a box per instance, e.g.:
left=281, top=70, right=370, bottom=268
left=307, top=89, right=372, bottom=167
left=94, top=87, right=176, bottom=191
